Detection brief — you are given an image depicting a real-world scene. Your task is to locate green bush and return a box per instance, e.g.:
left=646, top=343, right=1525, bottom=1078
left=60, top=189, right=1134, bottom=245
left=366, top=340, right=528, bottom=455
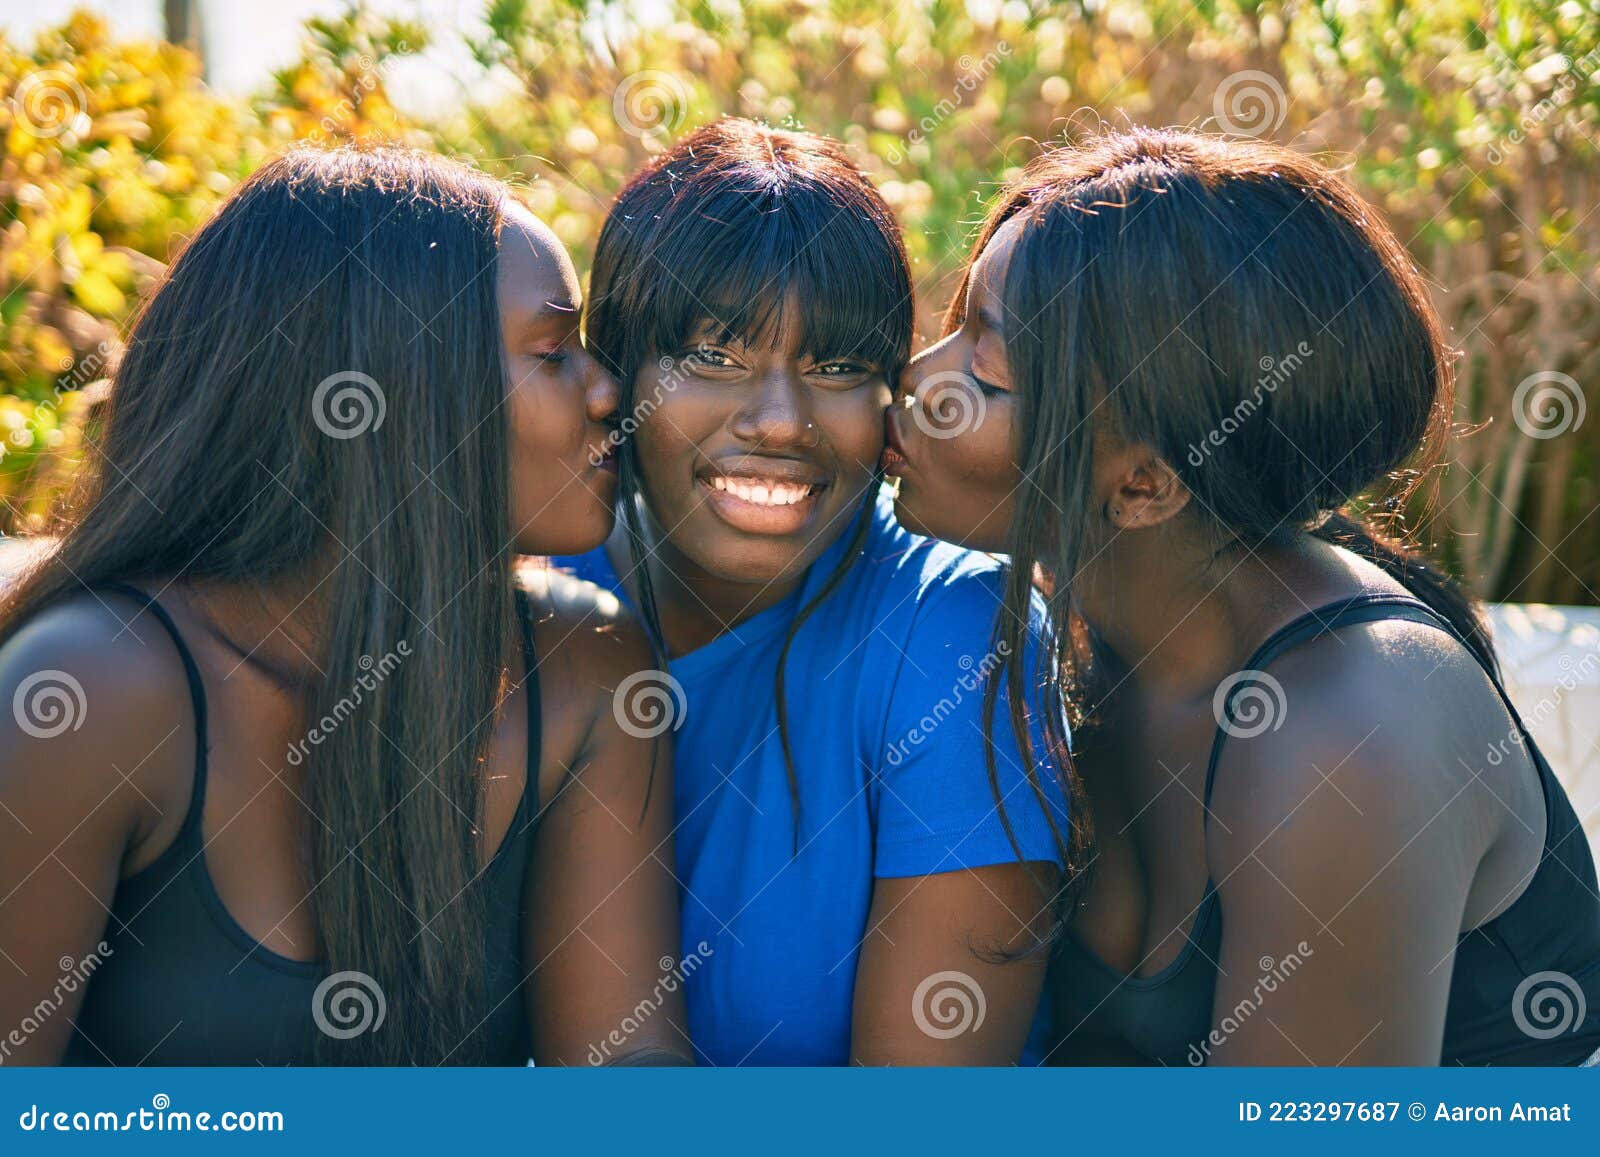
left=0, top=8, right=422, bottom=530
left=0, top=12, right=267, bottom=526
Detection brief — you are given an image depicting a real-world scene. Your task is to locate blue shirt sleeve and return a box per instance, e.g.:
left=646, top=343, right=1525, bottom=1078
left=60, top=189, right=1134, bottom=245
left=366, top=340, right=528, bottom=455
left=871, top=570, right=1072, bottom=879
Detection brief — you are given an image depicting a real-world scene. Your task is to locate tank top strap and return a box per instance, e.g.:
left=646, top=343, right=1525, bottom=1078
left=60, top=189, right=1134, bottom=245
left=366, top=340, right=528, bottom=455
left=1202, top=593, right=1467, bottom=805
left=97, top=581, right=209, bottom=839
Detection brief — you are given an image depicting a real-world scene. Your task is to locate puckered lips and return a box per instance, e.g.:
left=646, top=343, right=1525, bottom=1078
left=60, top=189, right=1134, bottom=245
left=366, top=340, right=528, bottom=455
left=695, top=454, right=831, bottom=535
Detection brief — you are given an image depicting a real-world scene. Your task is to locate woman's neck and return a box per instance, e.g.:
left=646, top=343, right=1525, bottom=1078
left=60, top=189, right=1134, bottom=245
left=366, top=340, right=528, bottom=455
left=603, top=512, right=811, bottom=658
left=1077, top=528, right=1359, bottom=700
left=175, top=567, right=336, bottom=691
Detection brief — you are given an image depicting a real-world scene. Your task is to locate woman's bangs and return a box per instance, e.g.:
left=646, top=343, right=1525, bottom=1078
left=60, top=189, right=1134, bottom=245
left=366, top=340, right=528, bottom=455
left=645, top=189, right=908, bottom=373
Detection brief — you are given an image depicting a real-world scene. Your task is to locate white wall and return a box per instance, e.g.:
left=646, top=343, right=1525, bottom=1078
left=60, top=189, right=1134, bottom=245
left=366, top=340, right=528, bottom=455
left=1487, top=604, right=1600, bottom=853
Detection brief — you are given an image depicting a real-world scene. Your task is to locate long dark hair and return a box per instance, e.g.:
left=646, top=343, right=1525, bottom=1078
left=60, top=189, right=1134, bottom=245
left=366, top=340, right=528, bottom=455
left=587, top=118, right=912, bottom=836
left=0, top=146, right=520, bottom=1064
left=949, top=129, right=1492, bottom=856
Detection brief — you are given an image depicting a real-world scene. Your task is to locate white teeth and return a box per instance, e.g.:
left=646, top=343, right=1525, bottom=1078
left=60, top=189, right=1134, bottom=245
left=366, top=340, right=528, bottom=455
left=707, top=476, right=813, bottom=506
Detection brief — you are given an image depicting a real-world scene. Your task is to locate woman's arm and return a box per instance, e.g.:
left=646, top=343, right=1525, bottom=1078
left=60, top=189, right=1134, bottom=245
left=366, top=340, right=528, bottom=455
left=0, top=599, right=182, bottom=1064
left=1203, top=664, right=1494, bottom=1065
left=851, top=862, right=1057, bottom=1064
left=522, top=580, right=690, bottom=1066
left=849, top=574, right=1071, bottom=1065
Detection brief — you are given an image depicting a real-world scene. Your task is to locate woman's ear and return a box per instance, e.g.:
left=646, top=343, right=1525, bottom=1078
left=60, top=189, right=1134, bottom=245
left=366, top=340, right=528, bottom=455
left=1105, top=450, right=1191, bottom=531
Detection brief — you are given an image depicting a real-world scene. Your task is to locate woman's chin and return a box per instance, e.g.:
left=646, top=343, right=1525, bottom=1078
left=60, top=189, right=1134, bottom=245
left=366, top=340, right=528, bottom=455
left=890, top=484, right=953, bottom=543
left=513, top=510, right=615, bottom=558
left=890, top=491, right=934, bottom=539
left=892, top=490, right=1005, bottom=553
left=700, top=541, right=815, bottom=590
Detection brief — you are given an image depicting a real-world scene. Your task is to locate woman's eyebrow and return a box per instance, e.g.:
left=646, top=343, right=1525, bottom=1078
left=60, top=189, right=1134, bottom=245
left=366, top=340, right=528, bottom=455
left=519, top=301, right=578, bottom=328
left=687, top=323, right=755, bottom=350
left=514, top=303, right=580, bottom=341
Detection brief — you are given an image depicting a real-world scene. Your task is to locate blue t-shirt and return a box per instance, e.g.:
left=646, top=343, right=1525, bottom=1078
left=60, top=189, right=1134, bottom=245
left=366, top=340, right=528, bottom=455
left=554, top=488, right=1070, bottom=1065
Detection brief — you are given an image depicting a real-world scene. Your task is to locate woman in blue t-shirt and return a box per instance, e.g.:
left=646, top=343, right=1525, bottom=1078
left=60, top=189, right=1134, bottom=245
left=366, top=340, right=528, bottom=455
left=554, top=118, right=1076, bottom=1065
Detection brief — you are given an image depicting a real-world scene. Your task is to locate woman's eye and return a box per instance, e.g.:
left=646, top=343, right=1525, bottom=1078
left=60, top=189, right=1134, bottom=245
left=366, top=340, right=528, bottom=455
left=537, top=351, right=568, bottom=366
left=810, top=360, right=877, bottom=386
left=685, top=348, right=740, bottom=372
left=970, top=370, right=1006, bottom=396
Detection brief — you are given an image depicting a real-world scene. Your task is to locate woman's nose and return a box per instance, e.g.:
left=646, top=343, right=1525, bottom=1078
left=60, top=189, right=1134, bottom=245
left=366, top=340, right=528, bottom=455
left=905, top=333, right=961, bottom=405
left=730, top=373, right=821, bottom=449
left=891, top=363, right=913, bottom=405
left=584, top=358, right=621, bottom=424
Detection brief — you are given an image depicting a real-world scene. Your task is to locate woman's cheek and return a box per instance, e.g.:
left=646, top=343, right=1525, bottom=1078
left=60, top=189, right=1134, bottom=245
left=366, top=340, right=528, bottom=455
left=971, top=399, right=1021, bottom=533
left=823, top=383, right=892, bottom=469
left=972, top=398, right=1020, bottom=490
left=506, top=361, right=557, bottom=437
left=922, top=397, right=1016, bottom=541
left=630, top=395, right=699, bottom=513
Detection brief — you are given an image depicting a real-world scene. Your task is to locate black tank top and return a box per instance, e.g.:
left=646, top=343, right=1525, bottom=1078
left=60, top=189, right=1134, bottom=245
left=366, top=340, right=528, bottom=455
left=64, top=582, right=541, bottom=1065
left=1054, top=594, right=1600, bottom=1065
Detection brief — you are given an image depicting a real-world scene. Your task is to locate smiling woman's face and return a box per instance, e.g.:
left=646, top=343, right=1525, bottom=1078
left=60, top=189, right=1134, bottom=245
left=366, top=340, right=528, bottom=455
left=497, top=201, right=621, bottom=556
left=631, top=296, right=891, bottom=588
left=885, top=214, right=1026, bottom=553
